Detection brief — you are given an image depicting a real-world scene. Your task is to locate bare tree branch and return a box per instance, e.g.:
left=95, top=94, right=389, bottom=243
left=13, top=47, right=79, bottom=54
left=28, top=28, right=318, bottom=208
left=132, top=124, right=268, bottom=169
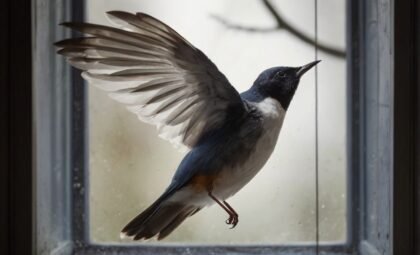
left=262, top=0, right=346, bottom=58
left=210, top=15, right=278, bottom=33
left=212, top=0, right=346, bottom=58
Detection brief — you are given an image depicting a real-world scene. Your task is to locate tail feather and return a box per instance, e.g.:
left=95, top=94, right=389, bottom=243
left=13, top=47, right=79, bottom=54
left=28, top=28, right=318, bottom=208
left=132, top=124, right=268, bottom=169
left=121, top=198, right=200, bottom=240
left=133, top=203, right=184, bottom=240
left=122, top=198, right=162, bottom=236
left=157, top=207, right=196, bottom=240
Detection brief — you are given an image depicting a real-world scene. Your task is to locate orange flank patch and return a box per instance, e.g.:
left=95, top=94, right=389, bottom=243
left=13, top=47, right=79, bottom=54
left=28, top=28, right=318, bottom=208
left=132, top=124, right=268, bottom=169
left=188, top=174, right=218, bottom=192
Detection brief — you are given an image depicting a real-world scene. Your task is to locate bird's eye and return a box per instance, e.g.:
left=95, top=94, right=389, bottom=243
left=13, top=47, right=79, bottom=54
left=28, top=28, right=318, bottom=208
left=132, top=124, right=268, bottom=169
left=274, top=72, right=286, bottom=80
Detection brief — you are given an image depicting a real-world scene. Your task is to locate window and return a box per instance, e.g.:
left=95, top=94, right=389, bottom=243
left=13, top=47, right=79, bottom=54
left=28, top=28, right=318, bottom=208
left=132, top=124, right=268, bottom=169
left=26, top=0, right=418, bottom=254
left=86, top=0, right=347, bottom=244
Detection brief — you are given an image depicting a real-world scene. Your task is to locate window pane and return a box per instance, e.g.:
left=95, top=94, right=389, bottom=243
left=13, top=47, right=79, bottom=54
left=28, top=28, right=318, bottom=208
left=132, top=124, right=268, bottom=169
left=87, top=0, right=346, bottom=244
left=317, top=0, right=347, bottom=242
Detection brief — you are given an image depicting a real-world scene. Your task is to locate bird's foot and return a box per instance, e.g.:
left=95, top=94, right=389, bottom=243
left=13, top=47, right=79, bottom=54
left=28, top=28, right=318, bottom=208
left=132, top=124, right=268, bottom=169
left=207, top=192, right=239, bottom=229
left=225, top=213, right=239, bottom=229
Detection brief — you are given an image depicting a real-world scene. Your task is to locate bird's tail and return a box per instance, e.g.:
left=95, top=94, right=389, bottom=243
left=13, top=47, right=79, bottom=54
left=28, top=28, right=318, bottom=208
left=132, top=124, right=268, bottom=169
left=121, top=195, right=201, bottom=241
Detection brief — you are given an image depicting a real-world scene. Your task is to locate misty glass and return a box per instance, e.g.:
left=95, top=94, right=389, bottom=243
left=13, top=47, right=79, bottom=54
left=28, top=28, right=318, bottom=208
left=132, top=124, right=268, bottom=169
left=87, top=0, right=347, bottom=244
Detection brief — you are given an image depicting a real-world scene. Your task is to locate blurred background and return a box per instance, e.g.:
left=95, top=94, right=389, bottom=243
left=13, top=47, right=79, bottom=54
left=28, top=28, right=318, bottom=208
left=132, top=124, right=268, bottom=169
left=86, top=0, right=347, bottom=244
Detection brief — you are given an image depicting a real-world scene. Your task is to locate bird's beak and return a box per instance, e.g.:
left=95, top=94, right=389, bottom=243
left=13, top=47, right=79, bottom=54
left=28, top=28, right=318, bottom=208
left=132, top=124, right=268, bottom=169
left=296, top=60, right=321, bottom=78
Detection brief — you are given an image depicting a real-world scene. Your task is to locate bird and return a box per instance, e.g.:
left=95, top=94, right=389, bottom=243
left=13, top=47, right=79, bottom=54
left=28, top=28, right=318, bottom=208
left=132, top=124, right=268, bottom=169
left=55, top=11, right=320, bottom=241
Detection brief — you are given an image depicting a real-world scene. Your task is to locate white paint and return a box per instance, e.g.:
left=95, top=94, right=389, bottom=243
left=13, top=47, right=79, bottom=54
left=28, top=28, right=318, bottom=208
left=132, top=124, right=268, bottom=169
left=168, top=97, right=286, bottom=206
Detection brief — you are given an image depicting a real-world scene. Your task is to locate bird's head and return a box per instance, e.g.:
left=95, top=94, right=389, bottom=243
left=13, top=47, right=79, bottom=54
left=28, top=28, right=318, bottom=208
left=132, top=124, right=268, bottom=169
left=252, top=60, right=321, bottom=109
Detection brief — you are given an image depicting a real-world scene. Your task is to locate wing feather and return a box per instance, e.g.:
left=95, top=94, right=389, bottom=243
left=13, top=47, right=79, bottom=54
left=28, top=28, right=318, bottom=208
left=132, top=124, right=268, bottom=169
left=56, top=11, right=244, bottom=150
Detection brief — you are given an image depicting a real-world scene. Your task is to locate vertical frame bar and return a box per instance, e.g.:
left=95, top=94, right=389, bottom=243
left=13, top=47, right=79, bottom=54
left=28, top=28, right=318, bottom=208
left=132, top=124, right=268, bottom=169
left=33, top=0, right=74, bottom=253
left=71, top=0, right=88, bottom=248
left=393, top=0, right=416, bottom=254
left=11, top=2, right=33, bottom=255
left=356, top=0, right=393, bottom=254
left=1, top=0, right=33, bottom=254
left=346, top=0, right=362, bottom=250
left=0, top=1, right=11, bottom=254
left=415, top=1, right=420, bottom=253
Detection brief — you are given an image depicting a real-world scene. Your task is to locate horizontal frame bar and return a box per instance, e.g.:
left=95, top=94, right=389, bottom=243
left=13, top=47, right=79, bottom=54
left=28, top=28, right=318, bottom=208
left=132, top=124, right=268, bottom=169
left=74, top=243, right=351, bottom=255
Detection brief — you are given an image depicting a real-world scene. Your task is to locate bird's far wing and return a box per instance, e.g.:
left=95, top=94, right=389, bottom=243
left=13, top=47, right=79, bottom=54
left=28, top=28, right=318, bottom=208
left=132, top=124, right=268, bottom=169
left=55, top=11, right=245, bottom=151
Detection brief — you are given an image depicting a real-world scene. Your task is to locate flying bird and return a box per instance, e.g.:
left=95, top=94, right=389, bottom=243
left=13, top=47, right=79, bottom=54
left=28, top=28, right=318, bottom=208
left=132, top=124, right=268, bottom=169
left=55, top=11, right=320, bottom=241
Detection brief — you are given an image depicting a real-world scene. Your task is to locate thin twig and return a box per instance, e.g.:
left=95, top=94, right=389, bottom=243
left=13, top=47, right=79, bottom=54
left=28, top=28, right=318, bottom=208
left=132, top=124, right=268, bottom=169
left=263, top=0, right=345, bottom=58
left=210, top=14, right=278, bottom=33
left=211, top=0, right=346, bottom=58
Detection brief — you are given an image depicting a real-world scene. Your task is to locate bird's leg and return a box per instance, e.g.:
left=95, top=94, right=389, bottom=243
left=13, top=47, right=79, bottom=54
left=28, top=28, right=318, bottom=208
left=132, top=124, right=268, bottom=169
left=208, top=192, right=231, bottom=214
left=208, top=192, right=239, bottom=228
left=223, top=200, right=239, bottom=228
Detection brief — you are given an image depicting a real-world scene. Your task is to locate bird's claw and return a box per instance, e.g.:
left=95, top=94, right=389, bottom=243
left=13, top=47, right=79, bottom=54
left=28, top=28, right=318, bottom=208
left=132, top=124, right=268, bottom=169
left=225, top=214, right=238, bottom=229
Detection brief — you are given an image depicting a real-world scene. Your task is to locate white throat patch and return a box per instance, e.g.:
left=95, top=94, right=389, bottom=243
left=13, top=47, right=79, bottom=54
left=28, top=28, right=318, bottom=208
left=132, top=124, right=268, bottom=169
left=254, top=97, right=286, bottom=121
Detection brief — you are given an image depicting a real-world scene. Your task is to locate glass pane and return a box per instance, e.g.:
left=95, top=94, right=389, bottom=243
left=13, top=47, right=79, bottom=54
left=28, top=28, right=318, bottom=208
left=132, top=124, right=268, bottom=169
left=317, top=0, right=347, bottom=241
left=87, top=0, right=346, bottom=244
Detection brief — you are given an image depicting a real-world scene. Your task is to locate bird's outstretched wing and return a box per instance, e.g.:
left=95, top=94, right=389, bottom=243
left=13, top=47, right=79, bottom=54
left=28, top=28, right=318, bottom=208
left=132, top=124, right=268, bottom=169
left=55, top=11, right=245, bottom=150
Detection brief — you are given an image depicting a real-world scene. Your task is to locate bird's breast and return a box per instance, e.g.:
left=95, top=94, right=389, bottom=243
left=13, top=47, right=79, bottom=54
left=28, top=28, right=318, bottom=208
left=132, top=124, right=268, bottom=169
left=213, top=97, right=286, bottom=199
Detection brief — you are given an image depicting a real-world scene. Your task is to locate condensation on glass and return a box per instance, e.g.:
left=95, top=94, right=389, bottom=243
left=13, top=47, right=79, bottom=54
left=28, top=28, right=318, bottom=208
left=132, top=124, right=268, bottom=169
left=87, top=0, right=347, bottom=244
